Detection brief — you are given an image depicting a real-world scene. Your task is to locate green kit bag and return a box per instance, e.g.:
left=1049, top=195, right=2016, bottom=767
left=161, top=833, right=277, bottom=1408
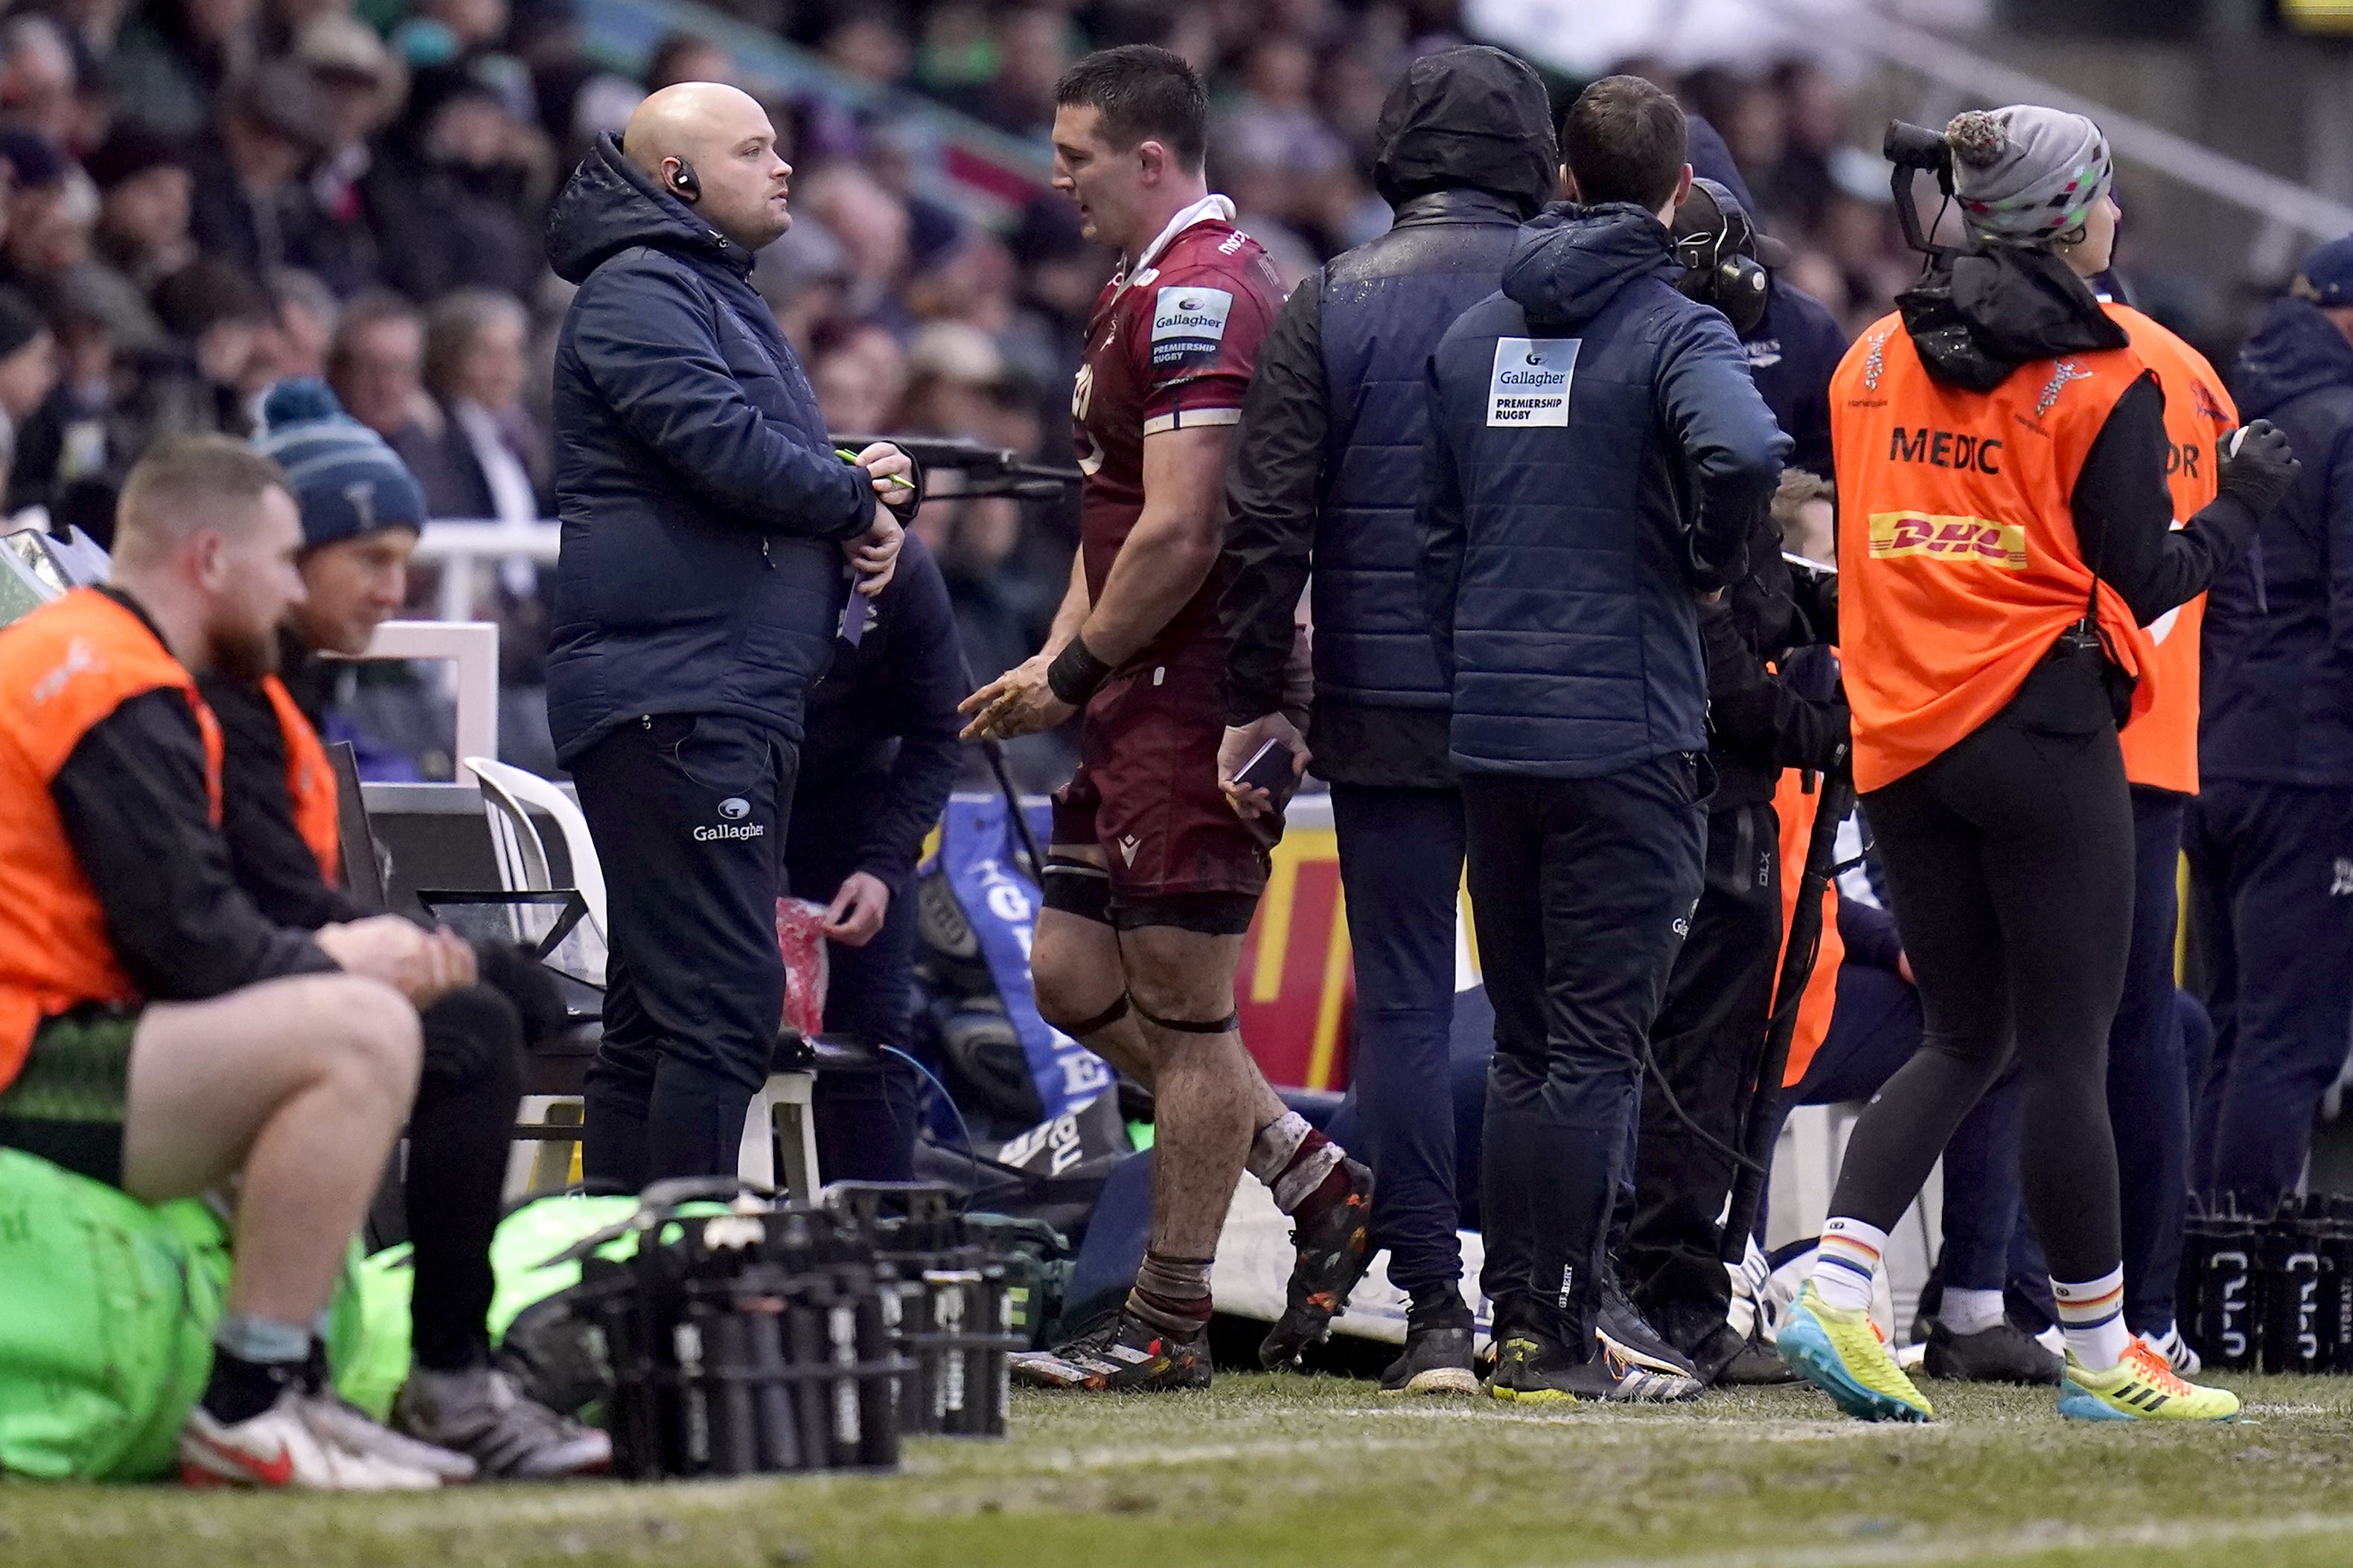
left=0, top=1149, right=362, bottom=1481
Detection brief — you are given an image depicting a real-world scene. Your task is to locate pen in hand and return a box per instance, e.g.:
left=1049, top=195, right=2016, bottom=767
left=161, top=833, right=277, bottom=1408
left=835, top=447, right=917, bottom=490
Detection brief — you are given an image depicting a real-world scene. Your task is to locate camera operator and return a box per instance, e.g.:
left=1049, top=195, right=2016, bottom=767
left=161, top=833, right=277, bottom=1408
left=1615, top=176, right=1848, bottom=1389
left=1217, top=42, right=1559, bottom=1398
left=1781, top=106, right=2290, bottom=1426
left=788, top=531, right=963, bottom=1183
left=1423, top=76, right=1788, bottom=1404
left=543, top=83, right=917, bottom=1185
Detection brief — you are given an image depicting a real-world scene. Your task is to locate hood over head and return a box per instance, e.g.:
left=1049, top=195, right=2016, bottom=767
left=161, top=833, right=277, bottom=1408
left=1896, top=243, right=2125, bottom=392
left=1372, top=45, right=1558, bottom=219
left=2235, top=293, right=2353, bottom=421
left=545, top=132, right=748, bottom=285
left=1502, top=202, right=1679, bottom=329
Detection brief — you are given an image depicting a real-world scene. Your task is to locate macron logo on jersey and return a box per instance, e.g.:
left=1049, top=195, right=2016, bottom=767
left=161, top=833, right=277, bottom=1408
left=1151, top=286, right=1233, bottom=366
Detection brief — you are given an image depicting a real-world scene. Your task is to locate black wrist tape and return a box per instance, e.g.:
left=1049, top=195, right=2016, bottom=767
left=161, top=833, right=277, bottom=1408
left=1046, top=635, right=1111, bottom=706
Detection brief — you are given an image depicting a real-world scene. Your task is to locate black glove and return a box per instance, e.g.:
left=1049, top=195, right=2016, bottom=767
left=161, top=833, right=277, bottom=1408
left=2218, top=419, right=2300, bottom=517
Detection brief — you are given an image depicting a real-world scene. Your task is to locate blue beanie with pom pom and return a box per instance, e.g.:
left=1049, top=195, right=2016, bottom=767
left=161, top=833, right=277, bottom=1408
left=254, top=378, right=428, bottom=551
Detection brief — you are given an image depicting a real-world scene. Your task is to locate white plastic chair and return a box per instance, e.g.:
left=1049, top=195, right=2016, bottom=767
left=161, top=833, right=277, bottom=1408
left=464, top=756, right=819, bottom=1201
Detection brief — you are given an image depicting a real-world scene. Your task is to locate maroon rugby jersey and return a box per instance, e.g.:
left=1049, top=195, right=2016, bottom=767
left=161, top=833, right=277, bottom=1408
left=1070, top=199, right=1284, bottom=667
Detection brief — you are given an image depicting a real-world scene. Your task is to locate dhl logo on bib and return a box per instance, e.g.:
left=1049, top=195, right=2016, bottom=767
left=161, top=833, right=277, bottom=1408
left=1867, top=511, right=2028, bottom=569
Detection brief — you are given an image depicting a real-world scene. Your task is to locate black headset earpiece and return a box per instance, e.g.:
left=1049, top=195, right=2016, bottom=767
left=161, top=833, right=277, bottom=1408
left=668, top=159, right=700, bottom=202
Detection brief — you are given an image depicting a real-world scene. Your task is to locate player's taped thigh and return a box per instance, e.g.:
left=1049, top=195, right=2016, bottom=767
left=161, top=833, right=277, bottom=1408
left=1038, top=851, right=1114, bottom=927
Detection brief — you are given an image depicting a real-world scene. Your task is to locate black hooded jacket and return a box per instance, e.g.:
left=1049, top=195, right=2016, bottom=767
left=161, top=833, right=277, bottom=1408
left=541, top=134, right=896, bottom=766
left=1886, top=246, right=2258, bottom=630
left=1219, top=44, right=1557, bottom=787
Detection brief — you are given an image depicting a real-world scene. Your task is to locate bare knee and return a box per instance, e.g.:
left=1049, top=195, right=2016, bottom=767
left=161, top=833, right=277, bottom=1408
left=310, top=976, right=423, bottom=1105
left=1030, top=916, right=1123, bottom=1035
left=1120, top=927, right=1239, bottom=1030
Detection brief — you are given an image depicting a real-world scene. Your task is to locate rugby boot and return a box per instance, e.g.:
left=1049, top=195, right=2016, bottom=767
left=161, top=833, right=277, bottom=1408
left=1485, top=1328, right=1700, bottom=1405
left=1597, top=1272, right=1705, bottom=1388
left=1379, top=1317, right=1479, bottom=1396
left=1921, top=1319, right=2063, bottom=1386
left=1258, top=1156, right=1376, bottom=1369
left=1684, top=1320, right=1800, bottom=1387
left=179, top=1390, right=444, bottom=1491
left=1011, top=1306, right=1212, bottom=1392
left=2057, top=1338, right=2240, bottom=1423
left=1779, top=1282, right=1934, bottom=1423
left=392, top=1365, right=612, bottom=1479
left=2146, top=1322, right=2203, bottom=1377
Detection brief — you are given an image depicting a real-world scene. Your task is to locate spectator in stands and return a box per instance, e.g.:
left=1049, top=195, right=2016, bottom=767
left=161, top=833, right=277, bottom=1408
left=365, top=61, right=546, bottom=301
left=109, top=0, right=258, bottom=141
left=184, top=60, right=351, bottom=289
left=86, top=126, right=194, bottom=289
left=5, top=161, right=96, bottom=281
left=809, top=328, right=901, bottom=437
left=265, top=266, right=337, bottom=380
left=296, top=13, right=405, bottom=286
left=645, top=31, right=734, bottom=93
left=325, top=288, right=429, bottom=447
left=409, top=286, right=545, bottom=521
left=153, top=255, right=278, bottom=434
left=0, top=14, right=80, bottom=149
left=0, top=287, right=57, bottom=487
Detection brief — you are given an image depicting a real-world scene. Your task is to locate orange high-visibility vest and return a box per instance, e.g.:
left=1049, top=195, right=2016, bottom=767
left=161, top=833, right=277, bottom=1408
left=1774, top=769, right=1843, bottom=1090
left=260, top=673, right=342, bottom=885
left=2105, top=303, right=2237, bottom=795
left=0, top=589, right=223, bottom=1087
left=1831, top=315, right=2158, bottom=792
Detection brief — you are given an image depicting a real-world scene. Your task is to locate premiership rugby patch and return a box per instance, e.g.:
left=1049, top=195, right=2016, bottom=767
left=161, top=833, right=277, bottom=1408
left=1487, top=337, right=1575, bottom=426
left=1151, top=286, right=1233, bottom=365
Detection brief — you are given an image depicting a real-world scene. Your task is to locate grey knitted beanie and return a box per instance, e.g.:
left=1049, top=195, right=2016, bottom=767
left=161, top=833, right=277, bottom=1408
left=1944, top=106, right=2113, bottom=245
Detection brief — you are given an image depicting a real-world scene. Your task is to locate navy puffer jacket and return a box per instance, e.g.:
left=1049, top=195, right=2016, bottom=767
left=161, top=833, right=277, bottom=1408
left=543, top=135, right=876, bottom=765
left=1421, top=204, right=1789, bottom=778
left=2208, top=295, right=2353, bottom=786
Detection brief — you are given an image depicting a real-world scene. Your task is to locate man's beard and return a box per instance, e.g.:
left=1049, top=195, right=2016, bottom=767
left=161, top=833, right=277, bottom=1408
left=207, top=618, right=280, bottom=682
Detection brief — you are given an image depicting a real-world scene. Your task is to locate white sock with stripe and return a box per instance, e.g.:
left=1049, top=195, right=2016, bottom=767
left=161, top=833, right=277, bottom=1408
left=1808, top=1217, right=1886, bottom=1315
left=2052, top=1265, right=2132, bottom=1372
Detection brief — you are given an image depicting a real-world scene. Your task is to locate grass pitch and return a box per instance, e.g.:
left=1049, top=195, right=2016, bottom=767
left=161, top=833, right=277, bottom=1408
left=11, top=1371, right=2353, bottom=1567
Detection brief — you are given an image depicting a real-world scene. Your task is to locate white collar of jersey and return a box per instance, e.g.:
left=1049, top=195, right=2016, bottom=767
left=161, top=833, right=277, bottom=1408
left=1123, top=193, right=1236, bottom=283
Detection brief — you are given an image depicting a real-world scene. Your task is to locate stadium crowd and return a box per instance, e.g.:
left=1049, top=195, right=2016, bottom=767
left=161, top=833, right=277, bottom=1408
left=0, top=0, right=1939, bottom=780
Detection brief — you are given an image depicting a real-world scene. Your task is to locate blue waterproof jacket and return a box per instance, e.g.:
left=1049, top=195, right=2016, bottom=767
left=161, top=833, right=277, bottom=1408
left=543, top=134, right=878, bottom=765
left=1421, top=203, right=1788, bottom=778
left=2207, top=295, right=2353, bottom=787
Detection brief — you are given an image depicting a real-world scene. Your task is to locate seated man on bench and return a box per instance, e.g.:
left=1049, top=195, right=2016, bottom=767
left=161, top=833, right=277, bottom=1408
left=194, top=384, right=606, bottom=1480
left=0, top=437, right=471, bottom=1490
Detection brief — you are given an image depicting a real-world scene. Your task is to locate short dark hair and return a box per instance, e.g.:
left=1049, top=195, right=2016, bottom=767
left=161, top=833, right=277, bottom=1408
left=1562, top=74, right=1689, bottom=212
left=1054, top=45, right=1208, bottom=171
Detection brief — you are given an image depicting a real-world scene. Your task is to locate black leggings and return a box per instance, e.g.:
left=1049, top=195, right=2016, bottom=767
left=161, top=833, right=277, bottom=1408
left=409, top=985, right=526, bottom=1372
left=1830, top=649, right=2132, bottom=1286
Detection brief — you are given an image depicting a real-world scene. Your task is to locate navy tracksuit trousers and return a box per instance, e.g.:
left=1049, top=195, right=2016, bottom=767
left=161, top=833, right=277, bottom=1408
left=1330, top=784, right=1469, bottom=1324
left=2110, top=787, right=2192, bottom=1336
left=2188, top=779, right=2353, bottom=1206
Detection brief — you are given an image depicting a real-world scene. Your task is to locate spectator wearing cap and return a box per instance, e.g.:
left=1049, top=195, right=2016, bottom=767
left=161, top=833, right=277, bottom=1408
left=297, top=13, right=404, bottom=280
left=185, top=59, right=363, bottom=292
left=2194, top=235, right=2353, bottom=1206
left=0, top=286, right=57, bottom=488
left=108, top=0, right=260, bottom=141
left=86, top=127, right=195, bottom=289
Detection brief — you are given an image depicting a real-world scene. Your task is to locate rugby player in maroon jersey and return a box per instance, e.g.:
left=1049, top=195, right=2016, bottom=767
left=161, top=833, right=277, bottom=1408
left=961, top=45, right=1374, bottom=1391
